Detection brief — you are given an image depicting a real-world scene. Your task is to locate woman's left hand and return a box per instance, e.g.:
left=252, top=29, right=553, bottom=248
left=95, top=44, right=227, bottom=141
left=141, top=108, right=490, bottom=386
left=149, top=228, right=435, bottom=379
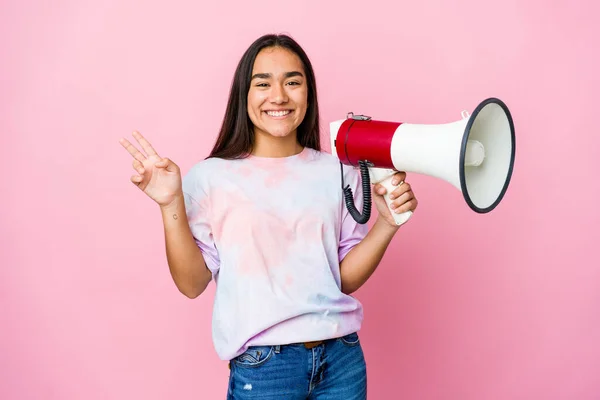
left=372, top=171, right=418, bottom=228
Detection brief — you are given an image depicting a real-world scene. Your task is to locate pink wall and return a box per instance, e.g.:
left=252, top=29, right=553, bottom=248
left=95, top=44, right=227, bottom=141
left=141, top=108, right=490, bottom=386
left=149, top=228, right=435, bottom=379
left=2, top=0, right=599, bottom=399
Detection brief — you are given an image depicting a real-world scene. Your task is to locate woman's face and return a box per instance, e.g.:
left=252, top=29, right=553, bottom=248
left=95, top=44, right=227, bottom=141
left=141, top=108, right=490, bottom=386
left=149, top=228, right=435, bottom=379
left=247, top=46, right=308, bottom=142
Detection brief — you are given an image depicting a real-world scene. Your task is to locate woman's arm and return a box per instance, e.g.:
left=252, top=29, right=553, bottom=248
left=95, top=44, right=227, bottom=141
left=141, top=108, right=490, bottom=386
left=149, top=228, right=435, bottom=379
left=161, top=195, right=212, bottom=299
left=339, top=172, right=417, bottom=294
left=339, top=217, right=398, bottom=294
left=120, top=132, right=211, bottom=299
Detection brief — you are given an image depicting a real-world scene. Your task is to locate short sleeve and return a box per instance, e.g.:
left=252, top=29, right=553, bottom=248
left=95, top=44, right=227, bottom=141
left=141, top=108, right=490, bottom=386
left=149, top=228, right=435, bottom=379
left=338, top=165, right=369, bottom=262
left=182, top=170, right=221, bottom=279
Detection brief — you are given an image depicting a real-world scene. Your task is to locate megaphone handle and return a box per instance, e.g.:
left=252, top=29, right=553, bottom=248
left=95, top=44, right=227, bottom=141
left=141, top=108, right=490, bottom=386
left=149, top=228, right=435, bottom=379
left=378, top=174, right=413, bottom=226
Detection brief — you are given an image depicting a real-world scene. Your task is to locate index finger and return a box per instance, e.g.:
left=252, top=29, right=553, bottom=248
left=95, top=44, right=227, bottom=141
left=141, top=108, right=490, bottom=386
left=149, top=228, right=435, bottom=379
left=119, top=137, right=146, bottom=162
left=133, top=131, right=159, bottom=157
left=392, top=171, right=406, bottom=185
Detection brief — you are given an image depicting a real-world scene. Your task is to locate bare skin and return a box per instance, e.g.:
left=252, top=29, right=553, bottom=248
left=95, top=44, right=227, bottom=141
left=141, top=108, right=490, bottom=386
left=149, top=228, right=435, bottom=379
left=119, top=132, right=211, bottom=298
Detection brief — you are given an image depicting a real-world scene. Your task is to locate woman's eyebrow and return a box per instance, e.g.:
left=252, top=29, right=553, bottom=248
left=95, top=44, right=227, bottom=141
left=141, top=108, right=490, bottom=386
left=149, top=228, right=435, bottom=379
left=251, top=71, right=305, bottom=80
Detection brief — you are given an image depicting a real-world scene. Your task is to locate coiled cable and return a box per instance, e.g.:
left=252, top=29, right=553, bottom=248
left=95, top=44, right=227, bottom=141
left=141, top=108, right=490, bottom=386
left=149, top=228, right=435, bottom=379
left=340, top=160, right=371, bottom=224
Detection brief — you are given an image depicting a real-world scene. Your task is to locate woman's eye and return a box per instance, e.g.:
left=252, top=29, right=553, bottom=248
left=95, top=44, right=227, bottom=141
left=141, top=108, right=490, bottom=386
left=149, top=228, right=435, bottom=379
left=256, top=83, right=268, bottom=87
left=287, top=81, right=300, bottom=86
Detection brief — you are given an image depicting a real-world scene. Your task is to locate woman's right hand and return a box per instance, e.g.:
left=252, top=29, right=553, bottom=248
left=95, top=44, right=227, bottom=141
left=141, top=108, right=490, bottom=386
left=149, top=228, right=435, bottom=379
left=119, top=131, right=183, bottom=208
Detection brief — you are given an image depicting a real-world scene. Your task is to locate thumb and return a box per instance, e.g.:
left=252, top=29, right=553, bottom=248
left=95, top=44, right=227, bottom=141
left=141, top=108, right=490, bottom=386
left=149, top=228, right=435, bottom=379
left=155, top=157, right=179, bottom=172
left=373, top=183, right=386, bottom=196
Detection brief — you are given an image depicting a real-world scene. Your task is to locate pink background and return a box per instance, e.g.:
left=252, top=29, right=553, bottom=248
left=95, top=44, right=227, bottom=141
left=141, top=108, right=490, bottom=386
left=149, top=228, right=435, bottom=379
left=2, top=0, right=599, bottom=399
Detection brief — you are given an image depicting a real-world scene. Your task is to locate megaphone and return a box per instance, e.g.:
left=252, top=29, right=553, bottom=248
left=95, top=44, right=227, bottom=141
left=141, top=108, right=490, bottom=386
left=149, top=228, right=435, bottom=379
left=330, top=97, right=516, bottom=225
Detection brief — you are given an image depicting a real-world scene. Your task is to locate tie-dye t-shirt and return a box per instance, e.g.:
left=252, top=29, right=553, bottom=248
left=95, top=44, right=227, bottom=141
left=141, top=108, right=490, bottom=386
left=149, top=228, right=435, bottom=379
left=181, top=146, right=369, bottom=361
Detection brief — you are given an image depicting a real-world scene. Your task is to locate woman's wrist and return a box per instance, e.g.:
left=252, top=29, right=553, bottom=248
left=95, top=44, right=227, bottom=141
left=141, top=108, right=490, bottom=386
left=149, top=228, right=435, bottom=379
left=373, top=216, right=401, bottom=237
left=159, top=192, right=185, bottom=213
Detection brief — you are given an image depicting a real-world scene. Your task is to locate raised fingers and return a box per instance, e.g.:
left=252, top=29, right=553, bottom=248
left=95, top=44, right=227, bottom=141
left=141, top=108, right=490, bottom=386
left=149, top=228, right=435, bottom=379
left=132, top=131, right=159, bottom=157
left=120, top=137, right=146, bottom=162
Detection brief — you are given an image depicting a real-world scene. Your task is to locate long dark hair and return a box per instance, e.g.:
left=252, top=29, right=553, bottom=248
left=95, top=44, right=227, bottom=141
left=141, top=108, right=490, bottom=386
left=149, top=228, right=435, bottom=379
left=208, top=34, right=321, bottom=159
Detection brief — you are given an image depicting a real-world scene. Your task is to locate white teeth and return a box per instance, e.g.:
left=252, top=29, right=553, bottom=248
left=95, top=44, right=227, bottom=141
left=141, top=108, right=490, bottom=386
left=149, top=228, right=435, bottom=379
left=266, top=110, right=291, bottom=117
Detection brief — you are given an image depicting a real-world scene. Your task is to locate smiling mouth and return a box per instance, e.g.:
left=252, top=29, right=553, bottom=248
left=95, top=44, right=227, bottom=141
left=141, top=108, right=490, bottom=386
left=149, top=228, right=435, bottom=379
left=265, top=110, right=292, bottom=117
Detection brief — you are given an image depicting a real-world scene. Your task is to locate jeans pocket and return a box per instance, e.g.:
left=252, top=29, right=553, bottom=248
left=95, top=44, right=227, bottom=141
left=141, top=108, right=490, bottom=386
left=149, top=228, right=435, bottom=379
left=232, top=346, right=274, bottom=368
left=340, top=332, right=360, bottom=347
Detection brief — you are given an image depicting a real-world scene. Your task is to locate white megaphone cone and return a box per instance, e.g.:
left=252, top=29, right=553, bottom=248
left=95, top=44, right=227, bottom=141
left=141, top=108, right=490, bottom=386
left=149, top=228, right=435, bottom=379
left=330, top=97, right=516, bottom=226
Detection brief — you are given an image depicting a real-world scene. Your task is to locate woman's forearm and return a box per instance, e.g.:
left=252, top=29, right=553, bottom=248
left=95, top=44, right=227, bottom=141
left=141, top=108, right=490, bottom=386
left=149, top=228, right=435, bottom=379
left=160, top=196, right=212, bottom=298
left=339, top=217, right=399, bottom=295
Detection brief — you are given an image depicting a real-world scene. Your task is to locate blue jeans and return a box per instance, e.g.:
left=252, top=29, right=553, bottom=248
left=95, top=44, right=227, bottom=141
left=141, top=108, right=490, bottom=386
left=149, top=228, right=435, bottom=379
left=227, top=332, right=367, bottom=399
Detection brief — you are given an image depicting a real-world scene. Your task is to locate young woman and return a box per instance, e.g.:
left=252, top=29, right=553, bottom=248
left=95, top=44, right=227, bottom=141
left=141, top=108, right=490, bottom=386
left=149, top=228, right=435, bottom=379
left=120, top=34, right=417, bottom=399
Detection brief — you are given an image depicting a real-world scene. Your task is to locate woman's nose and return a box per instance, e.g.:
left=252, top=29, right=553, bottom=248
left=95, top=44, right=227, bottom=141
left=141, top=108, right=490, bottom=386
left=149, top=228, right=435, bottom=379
left=270, top=84, right=288, bottom=104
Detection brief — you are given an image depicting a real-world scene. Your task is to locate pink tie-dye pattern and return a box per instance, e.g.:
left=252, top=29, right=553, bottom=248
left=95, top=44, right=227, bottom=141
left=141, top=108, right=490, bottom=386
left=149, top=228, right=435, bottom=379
left=188, top=195, right=210, bottom=225
left=264, top=166, right=288, bottom=188
left=234, top=164, right=254, bottom=177
left=248, top=158, right=293, bottom=188
left=284, top=274, right=294, bottom=288
left=181, top=148, right=367, bottom=360
left=208, top=186, right=297, bottom=277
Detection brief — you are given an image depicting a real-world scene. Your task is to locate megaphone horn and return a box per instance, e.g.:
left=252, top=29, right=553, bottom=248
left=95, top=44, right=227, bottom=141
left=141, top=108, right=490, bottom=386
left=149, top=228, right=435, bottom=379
left=330, top=97, right=516, bottom=225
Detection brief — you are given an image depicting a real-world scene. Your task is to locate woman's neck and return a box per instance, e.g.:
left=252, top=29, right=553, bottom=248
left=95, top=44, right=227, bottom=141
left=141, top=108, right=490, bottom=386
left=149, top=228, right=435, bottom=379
left=251, top=132, right=303, bottom=158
